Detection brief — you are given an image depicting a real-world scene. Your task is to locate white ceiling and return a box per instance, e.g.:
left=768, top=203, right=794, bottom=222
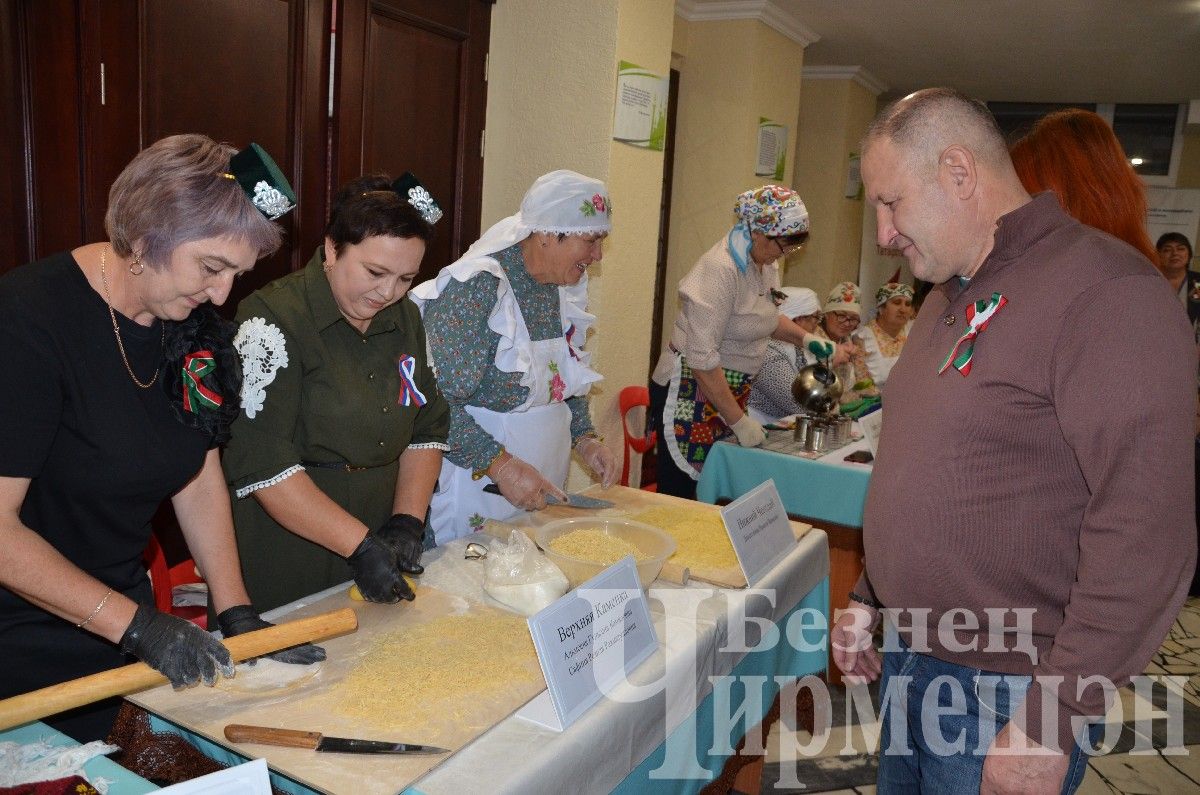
left=684, top=0, right=1200, bottom=104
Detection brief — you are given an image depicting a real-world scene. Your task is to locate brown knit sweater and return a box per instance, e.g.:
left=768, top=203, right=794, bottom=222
left=860, top=193, right=1196, bottom=749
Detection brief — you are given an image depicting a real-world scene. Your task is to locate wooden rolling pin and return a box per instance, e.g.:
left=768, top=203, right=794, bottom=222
left=0, top=607, right=358, bottom=732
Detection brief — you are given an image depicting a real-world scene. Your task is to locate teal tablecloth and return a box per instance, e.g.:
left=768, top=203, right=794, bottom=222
left=696, top=440, right=872, bottom=527
left=0, top=721, right=157, bottom=793
left=610, top=577, right=829, bottom=794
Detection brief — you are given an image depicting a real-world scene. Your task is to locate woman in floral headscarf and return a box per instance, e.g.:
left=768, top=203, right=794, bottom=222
left=412, top=170, right=618, bottom=543
left=855, top=282, right=914, bottom=390
left=649, top=184, right=821, bottom=499
left=813, top=281, right=876, bottom=404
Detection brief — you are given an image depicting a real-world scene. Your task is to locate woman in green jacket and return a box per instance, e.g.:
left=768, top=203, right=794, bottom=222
left=224, top=174, right=449, bottom=612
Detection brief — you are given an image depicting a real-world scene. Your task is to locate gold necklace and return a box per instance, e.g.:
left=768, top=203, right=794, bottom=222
left=99, top=246, right=164, bottom=389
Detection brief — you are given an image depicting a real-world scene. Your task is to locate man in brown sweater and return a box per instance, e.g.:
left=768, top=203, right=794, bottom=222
left=832, top=88, right=1195, bottom=793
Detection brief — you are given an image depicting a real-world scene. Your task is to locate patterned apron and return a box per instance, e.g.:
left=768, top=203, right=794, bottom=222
left=661, top=352, right=751, bottom=480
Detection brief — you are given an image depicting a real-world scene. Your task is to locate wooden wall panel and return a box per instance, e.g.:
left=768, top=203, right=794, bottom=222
left=362, top=9, right=463, bottom=275
left=23, top=0, right=86, bottom=259
left=139, top=0, right=297, bottom=305
left=334, top=0, right=491, bottom=282
left=0, top=1, right=32, bottom=269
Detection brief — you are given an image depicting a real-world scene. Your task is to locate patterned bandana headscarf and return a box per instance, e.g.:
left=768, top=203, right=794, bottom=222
left=727, top=184, right=809, bottom=273
left=875, top=282, right=915, bottom=307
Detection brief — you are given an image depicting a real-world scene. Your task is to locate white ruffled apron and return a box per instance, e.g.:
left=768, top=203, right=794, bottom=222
left=412, top=247, right=601, bottom=544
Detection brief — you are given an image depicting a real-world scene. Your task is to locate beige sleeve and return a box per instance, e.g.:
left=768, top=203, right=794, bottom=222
left=676, top=252, right=737, bottom=371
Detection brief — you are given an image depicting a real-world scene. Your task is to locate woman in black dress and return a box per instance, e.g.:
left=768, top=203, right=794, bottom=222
left=0, top=134, right=321, bottom=742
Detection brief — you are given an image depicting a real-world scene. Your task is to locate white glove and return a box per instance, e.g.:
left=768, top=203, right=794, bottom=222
left=730, top=414, right=766, bottom=447
left=575, top=436, right=618, bottom=488
left=490, top=455, right=565, bottom=511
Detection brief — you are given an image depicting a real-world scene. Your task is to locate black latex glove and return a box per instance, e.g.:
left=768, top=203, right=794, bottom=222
left=216, top=605, right=326, bottom=665
left=373, top=513, right=426, bottom=574
left=346, top=533, right=415, bottom=603
left=119, top=603, right=234, bottom=689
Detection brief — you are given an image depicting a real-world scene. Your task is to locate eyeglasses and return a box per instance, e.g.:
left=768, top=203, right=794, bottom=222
left=828, top=311, right=860, bottom=328
left=774, top=238, right=806, bottom=257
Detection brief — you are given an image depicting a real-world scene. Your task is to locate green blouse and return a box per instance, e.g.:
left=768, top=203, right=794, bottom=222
left=223, top=248, right=449, bottom=611
left=224, top=249, right=449, bottom=493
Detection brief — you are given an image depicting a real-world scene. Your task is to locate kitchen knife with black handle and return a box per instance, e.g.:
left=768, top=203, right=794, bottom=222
left=224, top=724, right=448, bottom=755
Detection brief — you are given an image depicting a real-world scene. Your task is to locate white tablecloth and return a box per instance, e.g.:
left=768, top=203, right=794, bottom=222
left=136, top=524, right=829, bottom=795
left=407, top=529, right=829, bottom=794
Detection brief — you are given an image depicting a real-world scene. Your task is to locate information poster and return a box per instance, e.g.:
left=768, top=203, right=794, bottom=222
left=756, top=118, right=787, bottom=179
left=613, top=61, right=669, bottom=151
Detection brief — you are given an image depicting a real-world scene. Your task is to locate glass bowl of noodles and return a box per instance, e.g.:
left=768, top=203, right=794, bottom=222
left=535, top=517, right=676, bottom=589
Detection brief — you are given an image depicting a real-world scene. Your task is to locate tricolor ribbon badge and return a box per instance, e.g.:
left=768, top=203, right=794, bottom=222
left=938, top=292, right=1008, bottom=377
left=397, top=354, right=428, bottom=407
left=565, top=323, right=580, bottom=360
left=182, top=350, right=223, bottom=412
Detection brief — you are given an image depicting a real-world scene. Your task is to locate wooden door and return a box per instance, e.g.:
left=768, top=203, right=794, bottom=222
left=0, top=0, right=328, bottom=302
left=0, top=0, right=89, bottom=268
left=333, top=0, right=491, bottom=282
left=86, top=0, right=331, bottom=308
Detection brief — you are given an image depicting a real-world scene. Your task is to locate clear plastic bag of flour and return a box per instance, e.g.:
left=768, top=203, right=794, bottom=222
left=483, top=530, right=569, bottom=615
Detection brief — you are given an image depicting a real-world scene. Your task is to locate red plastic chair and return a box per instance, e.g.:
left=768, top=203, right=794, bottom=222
left=143, top=531, right=208, bottom=629
left=619, top=385, right=658, bottom=490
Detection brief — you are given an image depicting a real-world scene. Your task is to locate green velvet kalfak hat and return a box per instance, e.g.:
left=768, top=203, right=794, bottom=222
left=228, top=142, right=297, bottom=220
left=390, top=171, right=442, bottom=225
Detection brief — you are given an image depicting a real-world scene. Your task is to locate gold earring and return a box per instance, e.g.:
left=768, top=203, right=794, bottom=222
left=129, top=252, right=144, bottom=276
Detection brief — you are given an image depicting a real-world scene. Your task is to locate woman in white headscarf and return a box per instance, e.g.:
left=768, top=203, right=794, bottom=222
left=412, top=171, right=618, bottom=543
left=649, top=185, right=821, bottom=499
left=746, top=286, right=823, bottom=425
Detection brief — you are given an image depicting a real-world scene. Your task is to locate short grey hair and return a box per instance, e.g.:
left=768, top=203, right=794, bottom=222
left=105, top=134, right=284, bottom=269
left=861, top=87, right=1011, bottom=177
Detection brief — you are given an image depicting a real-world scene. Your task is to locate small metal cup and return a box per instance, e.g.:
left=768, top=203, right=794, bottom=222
left=794, top=414, right=814, bottom=444
left=838, top=416, right=853, bottom=445
left=809, top=424, right=828, bottom=453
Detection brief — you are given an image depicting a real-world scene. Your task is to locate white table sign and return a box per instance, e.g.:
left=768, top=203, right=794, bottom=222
left=720, top=479, right=794, bottom=585
left=858, top=409, right=883, bottom=456
left=521, top=556, right=658, bottom=731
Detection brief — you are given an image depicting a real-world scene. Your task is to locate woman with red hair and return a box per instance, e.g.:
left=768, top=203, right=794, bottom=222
left=1010, top=108, right=1156, bottom=263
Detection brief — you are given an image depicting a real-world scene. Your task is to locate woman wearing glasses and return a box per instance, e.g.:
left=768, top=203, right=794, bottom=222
left=814, top=281, right=877, bottom=404
left=649, top=184, right=821, bottom=499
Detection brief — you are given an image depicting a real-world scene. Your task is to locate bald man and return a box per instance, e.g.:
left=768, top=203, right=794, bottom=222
left=832, top=88, right=1195, bottom=794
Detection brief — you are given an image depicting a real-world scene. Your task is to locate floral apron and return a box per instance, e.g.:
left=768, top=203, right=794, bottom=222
left=662, top=352, right=751, bottom=480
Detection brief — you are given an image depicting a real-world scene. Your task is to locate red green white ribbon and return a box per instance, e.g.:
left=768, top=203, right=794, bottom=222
left=938, top=292, right=1008, bottom=376
left=397, top=354, right=427, bottom=407
left=182, top=350, right=223, bottom=412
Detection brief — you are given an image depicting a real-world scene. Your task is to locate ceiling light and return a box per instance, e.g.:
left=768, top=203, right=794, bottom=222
left=1130, top=157, right=1144, bottom=166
